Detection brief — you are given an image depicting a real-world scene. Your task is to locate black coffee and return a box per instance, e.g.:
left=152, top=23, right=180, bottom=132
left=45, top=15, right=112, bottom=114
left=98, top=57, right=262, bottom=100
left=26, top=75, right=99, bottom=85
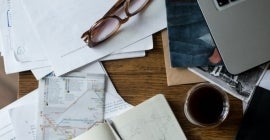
left=188, top=86, right=224, bottom=124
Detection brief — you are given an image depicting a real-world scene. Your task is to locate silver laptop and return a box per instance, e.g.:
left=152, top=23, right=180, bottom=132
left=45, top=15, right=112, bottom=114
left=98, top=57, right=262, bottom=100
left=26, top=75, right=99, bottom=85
left=197, top=0, right=270, bottom=74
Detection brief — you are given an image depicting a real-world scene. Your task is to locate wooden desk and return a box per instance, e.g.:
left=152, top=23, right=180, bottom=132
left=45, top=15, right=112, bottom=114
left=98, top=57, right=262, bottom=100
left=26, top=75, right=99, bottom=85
left=18, top=31, right=243, bottom=140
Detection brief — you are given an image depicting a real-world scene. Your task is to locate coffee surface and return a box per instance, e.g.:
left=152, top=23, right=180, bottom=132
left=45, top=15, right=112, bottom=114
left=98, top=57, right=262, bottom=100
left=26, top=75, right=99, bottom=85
left=188, top=87, right=224, bottom=124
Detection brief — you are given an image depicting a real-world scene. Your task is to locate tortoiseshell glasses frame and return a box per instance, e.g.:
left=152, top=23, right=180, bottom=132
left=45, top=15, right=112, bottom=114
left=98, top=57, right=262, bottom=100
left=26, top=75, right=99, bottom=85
left=81, top=0, right=151, bottom=47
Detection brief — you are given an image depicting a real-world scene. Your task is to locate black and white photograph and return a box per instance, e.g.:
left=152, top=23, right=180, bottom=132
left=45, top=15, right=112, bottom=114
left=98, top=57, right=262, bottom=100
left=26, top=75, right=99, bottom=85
left=189, top=64, right=268, bottom=101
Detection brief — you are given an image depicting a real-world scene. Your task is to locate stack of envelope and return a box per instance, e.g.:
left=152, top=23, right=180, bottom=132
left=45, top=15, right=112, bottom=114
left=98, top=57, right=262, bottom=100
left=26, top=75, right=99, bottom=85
left=0, top=0, right=167, bottom=79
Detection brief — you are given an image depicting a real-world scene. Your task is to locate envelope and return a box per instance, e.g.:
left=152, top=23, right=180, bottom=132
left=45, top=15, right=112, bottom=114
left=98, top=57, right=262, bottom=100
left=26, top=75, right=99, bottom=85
left=161, top=29, right=205, bottom=86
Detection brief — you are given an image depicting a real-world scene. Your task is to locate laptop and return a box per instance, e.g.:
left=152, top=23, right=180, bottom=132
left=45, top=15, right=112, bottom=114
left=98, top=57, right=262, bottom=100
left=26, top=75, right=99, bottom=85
left=197, top=0, right=270, bottom=74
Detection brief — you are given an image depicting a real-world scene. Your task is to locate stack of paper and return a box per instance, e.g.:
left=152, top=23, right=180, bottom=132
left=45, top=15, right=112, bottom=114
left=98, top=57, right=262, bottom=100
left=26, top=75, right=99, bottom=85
left=0, top=0, right=167, bottom=79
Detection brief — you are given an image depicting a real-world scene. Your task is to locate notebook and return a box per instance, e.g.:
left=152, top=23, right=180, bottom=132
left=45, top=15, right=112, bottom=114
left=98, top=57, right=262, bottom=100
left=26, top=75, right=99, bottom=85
left=197, top=0, right=270, bottom=74
left=235, top=86, right=270, bottom=140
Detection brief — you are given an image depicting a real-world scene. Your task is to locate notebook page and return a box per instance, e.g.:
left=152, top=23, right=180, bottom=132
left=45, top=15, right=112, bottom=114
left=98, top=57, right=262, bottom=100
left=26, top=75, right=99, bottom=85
left=111, top=94, right=186, bottom=140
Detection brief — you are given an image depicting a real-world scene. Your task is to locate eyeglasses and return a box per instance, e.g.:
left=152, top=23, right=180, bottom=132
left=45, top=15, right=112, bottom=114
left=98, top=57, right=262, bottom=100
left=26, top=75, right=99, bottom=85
left=81, top=0, right=151, bottom=47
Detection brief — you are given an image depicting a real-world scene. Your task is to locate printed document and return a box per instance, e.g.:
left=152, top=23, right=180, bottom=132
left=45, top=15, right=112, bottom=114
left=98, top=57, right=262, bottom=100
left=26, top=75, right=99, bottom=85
left=37, top=74, right=106, bottom=140
left=76, top=62, right=133, bottom=119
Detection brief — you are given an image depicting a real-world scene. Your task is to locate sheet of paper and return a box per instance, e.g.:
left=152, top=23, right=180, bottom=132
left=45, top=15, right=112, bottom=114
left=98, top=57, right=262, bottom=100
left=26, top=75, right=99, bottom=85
left=37, top=74, right=106, bottom=140
left=0, top=90, right=38, bottom=140
left=31, top=35, right=153, bottom=80
left=9, top=104, right=37, bottom=140
left=0, top=0, right=7, bottom=57
left=22, top=0, right=166, bottom=76
left=31, top=66, right=53, bottom=80
left=102, top=51, right=145, bottom=61
left=31, top=51, right=145, bottom=80
left=72, top=123, right=118, bottom=140
left=0, top=0, right=50, bottom=74
left=75, top=62, right=133, bottom=119
left=111, top=94, right=187, bottom=140
left=8, top=0, right=48, bottom=63
left=259, top=70, right=270, bottom=91
left=112, top=36, right=153, bottom=54
left=0, top=29, right=3, bottom=55
left=0, top=0, right=49, bottom=74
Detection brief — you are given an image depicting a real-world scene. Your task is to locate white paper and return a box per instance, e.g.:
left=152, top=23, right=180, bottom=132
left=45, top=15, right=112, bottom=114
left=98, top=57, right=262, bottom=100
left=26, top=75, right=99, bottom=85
left=31, top=35, right=153, bottom=80
left=0, top=29, right=3, bottom=55
left=31, top=51, right=145, bottom=80
left=102, top=51, right=145, bottom=61
left=72, top=123, right=119, bottom=140
left=0, top=0, right=49, bottom=74
left=259, top=70, right=270, bottom=91
left=75, top=62, right=133, bottom=119
left=22, top=0, right=166, bottom=76
left=37, top=74, right=106, bottom=140
left=9, top=104, right=37, bottom=140
left=112, top=36, right=153, bottom=54
left=0, top=0, right=8, bottom=57
left=31, top=66, right=53, bottom=80
left=8, top=0, right=47, bottom=63
left=0, top=90, right=38, bottom=140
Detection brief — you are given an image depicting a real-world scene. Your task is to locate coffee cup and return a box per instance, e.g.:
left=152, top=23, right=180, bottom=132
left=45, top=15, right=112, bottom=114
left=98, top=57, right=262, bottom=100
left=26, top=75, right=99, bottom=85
left=184, top=83, right=229, bottom=127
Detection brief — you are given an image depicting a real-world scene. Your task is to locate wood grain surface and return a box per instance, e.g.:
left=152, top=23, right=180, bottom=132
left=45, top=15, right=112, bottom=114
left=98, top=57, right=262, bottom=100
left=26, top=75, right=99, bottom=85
left=18, top=31, right=243, bottom=140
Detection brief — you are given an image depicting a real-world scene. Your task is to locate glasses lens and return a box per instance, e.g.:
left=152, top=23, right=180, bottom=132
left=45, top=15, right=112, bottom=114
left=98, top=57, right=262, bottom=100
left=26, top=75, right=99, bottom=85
left=127, top=0, right=149, bottom=15
left=91, top=17, right=120, bottom=43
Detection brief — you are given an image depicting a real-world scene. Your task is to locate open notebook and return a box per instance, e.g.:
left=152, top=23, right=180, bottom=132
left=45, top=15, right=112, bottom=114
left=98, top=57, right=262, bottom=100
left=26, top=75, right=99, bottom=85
left=72, top=94, right=187, bottom=140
